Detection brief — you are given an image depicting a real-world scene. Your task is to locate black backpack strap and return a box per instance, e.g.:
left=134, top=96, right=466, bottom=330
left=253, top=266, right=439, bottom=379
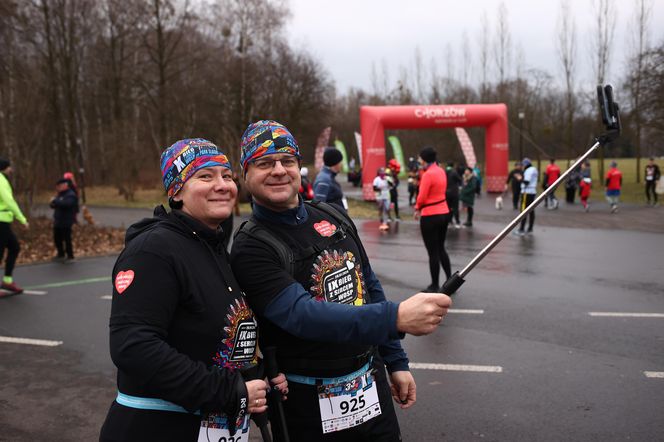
left=234, top=218, right=295, bottom=276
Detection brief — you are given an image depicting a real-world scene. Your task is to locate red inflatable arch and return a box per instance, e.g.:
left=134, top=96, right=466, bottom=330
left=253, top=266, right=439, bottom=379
left=360, top=104, right=509, bottom=200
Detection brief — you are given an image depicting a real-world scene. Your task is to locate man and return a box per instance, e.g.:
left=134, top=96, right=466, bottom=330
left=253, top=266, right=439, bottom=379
left=313, top=147, right=347, bottom=212
left=543, top=158, right=561, bottom=209
left=645, top=157, right=661, bottom=206
left=373, top=167, right=391, bottom=230
left=50, top=178, right=79, bottom=262
left=515, top=157, right=538, bottom=236
left=605, top=161, right=622, bottom=213
left=505, top=161, right=523, bottom=210
left=231, top=120, right=452, bottom=442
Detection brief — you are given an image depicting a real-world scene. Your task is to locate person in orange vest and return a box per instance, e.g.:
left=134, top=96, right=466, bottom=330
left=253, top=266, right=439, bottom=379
left=605, top=161, right=623, bottom=213
left=542, top=158, right=561, bottom=210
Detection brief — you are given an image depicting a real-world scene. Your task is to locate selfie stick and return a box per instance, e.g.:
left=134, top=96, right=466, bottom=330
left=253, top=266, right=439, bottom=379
left=441, top=85, right=621, bottom=295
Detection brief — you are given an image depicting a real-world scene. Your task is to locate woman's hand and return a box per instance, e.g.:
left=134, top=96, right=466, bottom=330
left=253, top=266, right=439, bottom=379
left=413, top=209, right=421, bottom=221
left=246, top=379, right=269, bottom=414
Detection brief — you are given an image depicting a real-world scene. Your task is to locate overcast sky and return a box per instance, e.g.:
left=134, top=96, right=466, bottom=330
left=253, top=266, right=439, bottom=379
left=286, top=0, right=664, bottom=96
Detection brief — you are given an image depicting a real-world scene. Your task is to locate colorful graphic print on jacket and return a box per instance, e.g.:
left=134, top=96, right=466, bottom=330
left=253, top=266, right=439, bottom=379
left=310, top=250, right=365, bottom=306
left=213, top=298, right=258, bottom=370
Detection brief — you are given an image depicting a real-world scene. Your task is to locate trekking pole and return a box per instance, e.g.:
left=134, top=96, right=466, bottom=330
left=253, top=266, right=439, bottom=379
left=263, top=346, right=290, bottom=442
left=442, top=84, right=621, bottom=295
left=241, top=363, right=272, bottom=442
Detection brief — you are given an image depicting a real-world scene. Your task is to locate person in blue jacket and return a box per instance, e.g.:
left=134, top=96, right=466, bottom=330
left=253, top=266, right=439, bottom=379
left=232, top=120, right=452, bottom=442
left=49, top=178, right=79, bottom=262
left=312, top=147, right=347, bottom=212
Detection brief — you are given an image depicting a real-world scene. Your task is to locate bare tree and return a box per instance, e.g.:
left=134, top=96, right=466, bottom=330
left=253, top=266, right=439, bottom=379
left=556, top=0, right=577, bottom=165
left=460, top=30, right=472, bottom=89
left=413, top=46, right=425, bottom=103
left=493, top=1, right=512, bottom=100
left=476, top=11, right=490, bottom=101
left=139, top=0, right=193, bottom=152
left=625, top=0, right=652, bottom=182
left=590, top=0, right=616, bottom=85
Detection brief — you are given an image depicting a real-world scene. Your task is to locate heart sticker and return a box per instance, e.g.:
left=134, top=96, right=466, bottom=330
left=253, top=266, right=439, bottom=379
left=115, top=270, right=135, bottom=294
left=346, top=261, right=355, bottom=270
left=313, top=220, right=337, bottom=237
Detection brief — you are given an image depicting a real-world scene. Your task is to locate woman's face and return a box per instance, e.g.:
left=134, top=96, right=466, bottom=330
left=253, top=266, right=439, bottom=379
left=174, top=166, right=237, bottom=229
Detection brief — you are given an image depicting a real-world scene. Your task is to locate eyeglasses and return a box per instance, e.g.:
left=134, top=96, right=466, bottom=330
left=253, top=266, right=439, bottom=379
left=252, top=155, right=299, bottom=171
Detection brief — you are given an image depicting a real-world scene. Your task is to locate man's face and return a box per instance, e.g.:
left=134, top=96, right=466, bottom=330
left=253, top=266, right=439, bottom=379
left=330, top=162, right=343, bottom=173
left=56, top=182, right=69, bottom=193
left=244, top=154, right=301, bottom=211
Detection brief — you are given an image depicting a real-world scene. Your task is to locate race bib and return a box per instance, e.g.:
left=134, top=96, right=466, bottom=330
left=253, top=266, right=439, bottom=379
left=198, top=413, right=250, bottom=442
left=317, top=371, right=381, bottom=434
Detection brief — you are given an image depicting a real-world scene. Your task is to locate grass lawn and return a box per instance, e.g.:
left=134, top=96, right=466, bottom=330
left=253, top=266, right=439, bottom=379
left=527, top=157, right=657, bottom=205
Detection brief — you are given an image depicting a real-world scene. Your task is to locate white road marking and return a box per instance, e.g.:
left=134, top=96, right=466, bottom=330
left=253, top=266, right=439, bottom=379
left=410, top=362, right=502, bottom=373
left=100, top=295, right=112, bottom=300
left=449, top=309, right=484, bottom=314
left=0, top=336, right=63, bottom=347
left=644, top=371, right=664, bottom=379
left=588, top=312, right=664, bottom=318
left=23, top=290, right=47, bottom=296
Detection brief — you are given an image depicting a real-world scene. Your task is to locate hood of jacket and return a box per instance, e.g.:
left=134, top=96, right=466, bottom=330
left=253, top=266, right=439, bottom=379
left=125, top=205, right=229, bottom=248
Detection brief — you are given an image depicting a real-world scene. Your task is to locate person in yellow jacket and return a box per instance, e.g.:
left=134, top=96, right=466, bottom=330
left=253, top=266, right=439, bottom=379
left=0, top=159, right=29, bottom=294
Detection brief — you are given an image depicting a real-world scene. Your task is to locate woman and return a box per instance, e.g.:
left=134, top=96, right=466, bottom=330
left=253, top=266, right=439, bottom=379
left=413, top=146, right=451, bottom=293
left=100, top=138, right=287, bottom=442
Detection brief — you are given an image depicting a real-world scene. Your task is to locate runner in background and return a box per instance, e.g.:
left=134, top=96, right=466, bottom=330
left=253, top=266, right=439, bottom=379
left=0, top=159, right=28, bottom=294
left=579, top=176, right=592, bottom=212
left=542, top=158, right=561, bottom=210
left=605, top=161, right=623, bottom=213
left=645, top=157, right=661, bottom=206
left=514, top=157, right=538, bottom=236
left=373, top=167, right=391, bottom=231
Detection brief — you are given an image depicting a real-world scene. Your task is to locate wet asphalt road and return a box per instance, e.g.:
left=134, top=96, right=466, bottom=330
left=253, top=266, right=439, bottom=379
left=1, top=201, right=663, bottom=441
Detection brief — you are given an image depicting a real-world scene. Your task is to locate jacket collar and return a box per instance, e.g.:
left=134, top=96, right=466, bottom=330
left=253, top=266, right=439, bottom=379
left=253, top=198, right=308, bottom=226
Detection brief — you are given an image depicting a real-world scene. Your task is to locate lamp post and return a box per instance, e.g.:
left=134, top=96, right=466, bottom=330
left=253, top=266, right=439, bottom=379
left=79, top=167, right=86, bottom=204
left=518, top=111, right=525, bottom=161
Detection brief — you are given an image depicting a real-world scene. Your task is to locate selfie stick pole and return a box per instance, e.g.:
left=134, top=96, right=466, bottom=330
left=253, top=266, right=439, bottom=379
left=441, top=85, right=620, bottom=296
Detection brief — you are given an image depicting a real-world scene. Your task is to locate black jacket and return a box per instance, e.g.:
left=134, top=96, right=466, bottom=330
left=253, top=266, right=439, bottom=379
left=50, top=188, right=78, bottom=228
left=101, top=206, right=257, bottom=441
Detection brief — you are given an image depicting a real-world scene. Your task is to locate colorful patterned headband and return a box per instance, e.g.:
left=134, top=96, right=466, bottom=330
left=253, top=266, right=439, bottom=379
left=240, top=120, right=300, bottom=174
left=160, top=138, right=231, bottom=198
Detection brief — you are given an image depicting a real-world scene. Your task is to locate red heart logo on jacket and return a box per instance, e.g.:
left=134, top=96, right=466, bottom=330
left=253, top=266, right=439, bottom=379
left=115, top=270, right=135, bottom=294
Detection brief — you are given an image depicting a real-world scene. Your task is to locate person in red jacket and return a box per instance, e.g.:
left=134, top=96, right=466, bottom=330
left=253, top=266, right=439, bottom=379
left=414, top=146, right=451, bottom=293
left=543, top=158, right=561, bottom=209
left=605, top=161, right=623, bottom=213
left=579, top=177, right=592, bottom=212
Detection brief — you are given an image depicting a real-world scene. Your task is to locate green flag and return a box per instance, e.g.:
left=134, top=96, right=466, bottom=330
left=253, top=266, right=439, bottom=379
left=334, top=139, right=349, bottom=173
left=387, top=136, right=407, bottom=177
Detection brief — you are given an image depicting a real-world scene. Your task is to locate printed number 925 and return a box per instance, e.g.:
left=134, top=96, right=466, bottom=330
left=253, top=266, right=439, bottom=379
left=340, top=395, right=365, bottom=415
